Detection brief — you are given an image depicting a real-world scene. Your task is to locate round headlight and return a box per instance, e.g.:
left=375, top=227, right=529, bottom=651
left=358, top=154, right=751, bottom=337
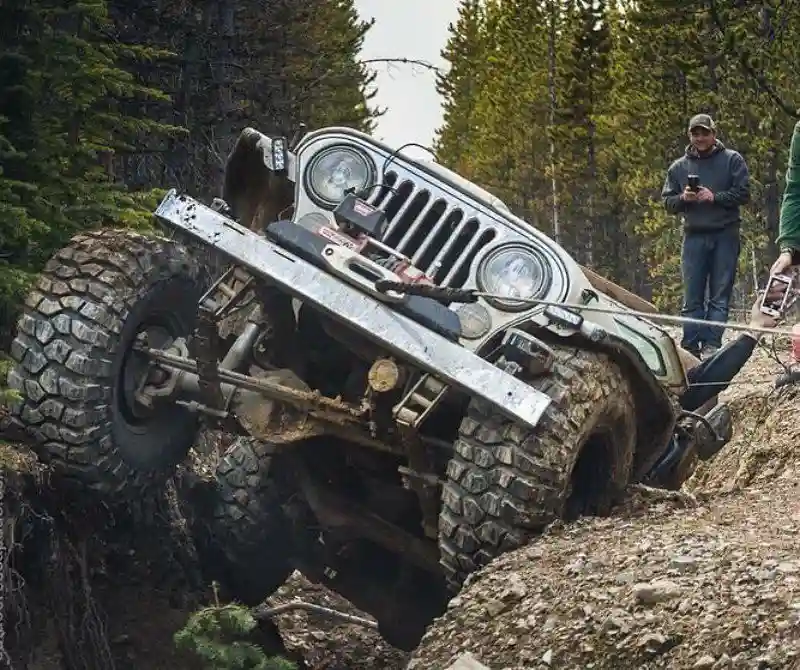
left=478, top=244, right=551, bottom=311
left=305, top=146, right=375, bottom=208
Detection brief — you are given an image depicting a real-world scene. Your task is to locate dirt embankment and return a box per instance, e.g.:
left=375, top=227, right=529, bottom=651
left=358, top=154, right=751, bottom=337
left=0, top=442, right=210, bottom=670
left=411, top=340, right=800, bottom=669
left=0, top=432, right=407, bottom=670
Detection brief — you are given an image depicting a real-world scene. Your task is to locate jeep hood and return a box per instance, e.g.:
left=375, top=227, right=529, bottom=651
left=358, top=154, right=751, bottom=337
left=413, top=159, right=512, bottom=214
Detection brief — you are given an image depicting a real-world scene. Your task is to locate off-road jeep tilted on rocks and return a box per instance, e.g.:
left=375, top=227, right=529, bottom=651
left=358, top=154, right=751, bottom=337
left=5, top=126, right=732, bottom=648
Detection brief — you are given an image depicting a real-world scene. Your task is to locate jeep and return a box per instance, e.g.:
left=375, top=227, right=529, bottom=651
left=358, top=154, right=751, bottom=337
left=4, top=126, right=728, bottom=648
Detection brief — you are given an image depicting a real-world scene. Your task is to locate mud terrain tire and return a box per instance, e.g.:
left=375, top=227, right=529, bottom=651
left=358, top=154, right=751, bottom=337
left=204, top=438, right=294, bottom=603
left=439, top=346, right=637, bottom=590
left=6, top=230, right=204, bottom=498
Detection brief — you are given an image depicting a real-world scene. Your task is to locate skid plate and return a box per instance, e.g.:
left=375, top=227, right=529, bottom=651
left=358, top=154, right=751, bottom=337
left=154, top=190, right=551, bottom=429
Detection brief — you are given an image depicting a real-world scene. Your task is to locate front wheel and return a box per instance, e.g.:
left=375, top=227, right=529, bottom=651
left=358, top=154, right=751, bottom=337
left=438, top=346, right=637, bottom=591
left=6, top=230, right=204, bottom=499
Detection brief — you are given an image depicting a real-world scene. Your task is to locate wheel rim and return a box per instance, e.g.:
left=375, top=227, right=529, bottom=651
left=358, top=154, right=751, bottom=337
left=118, top=319, right=182, bottom=432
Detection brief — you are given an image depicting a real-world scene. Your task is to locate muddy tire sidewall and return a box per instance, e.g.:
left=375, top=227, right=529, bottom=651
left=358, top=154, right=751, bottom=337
left=6, top=230, right=204, bottom=499
left=203, top=438, right=294, bottom=603
left=438, top=346, right=637, bottom=591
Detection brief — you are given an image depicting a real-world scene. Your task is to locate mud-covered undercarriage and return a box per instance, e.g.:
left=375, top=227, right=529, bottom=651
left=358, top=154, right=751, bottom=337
left=137, top=259, right=461, bottom=573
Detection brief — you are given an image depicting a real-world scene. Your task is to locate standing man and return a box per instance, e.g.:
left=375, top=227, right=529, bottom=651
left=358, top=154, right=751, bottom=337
left=662, top=113, right=751, bottom=358
left=771, top=120, right=800, bottom=275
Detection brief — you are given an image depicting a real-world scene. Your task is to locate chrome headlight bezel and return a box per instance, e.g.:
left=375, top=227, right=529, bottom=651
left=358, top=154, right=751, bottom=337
left=303, top=145, right=376, bottom=209
left=477, top=243, right=553, bottom=312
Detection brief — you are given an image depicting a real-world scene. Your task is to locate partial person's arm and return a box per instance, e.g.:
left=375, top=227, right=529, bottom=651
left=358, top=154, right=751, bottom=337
left=777, top=121, right=800, bottom=264
left=713, top=152, right=750, bottom=208
left=662, top=166, right=688, bottom=214
left=680, top=334, right=758, bottom=412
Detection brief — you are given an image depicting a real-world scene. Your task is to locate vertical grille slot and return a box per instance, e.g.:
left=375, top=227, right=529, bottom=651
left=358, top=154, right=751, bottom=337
left=365, top=168, right=499, bottom=287
left=370, top=171, right=398, bottom=208
left=385, top=189, right=430, bottom=247
left=414, top=207, right=464, bottom=270
left=441, top=228, right=497, bottom=287
left=397, top=198, right=448, bottom=260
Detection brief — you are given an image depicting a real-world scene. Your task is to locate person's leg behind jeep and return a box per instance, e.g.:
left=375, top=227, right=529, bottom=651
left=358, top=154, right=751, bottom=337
left=705, top=228, right=741, bottom=349
left=681, top=233, right=711, bottom=356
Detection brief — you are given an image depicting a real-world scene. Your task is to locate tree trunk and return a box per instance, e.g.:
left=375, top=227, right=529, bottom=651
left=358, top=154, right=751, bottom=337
left=547, top=0, right=560, bottom=244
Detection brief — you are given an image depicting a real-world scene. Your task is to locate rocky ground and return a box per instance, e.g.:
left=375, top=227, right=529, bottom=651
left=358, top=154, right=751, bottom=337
left=5, top=328, right=800, bottom=669
left=267, top=572, right=409, bottom=670
left=688, top=335, right=800, bottom=493
left=410, top=335, right=800, bottom=669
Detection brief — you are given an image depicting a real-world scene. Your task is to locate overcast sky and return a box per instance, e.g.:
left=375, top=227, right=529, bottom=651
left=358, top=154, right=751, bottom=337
left=354, top=0, right=461, bottom=157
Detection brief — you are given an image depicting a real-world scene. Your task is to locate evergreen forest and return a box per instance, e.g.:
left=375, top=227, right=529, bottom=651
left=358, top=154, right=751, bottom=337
left=2, top=0, right=799, bottom=339
left=435, top=0, right=800, bottom=309
left=0, top=0, right=378, bottom=345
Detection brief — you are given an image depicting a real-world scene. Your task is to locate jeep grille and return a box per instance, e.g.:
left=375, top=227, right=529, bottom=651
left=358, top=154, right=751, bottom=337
left=366, top=170, right=497, bottom=288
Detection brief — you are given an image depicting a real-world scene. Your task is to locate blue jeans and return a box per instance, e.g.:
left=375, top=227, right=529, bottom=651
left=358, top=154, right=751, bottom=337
left=680, top=229, right=740, bottom=353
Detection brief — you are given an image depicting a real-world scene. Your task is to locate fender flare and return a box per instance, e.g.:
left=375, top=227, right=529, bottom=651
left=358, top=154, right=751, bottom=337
left=579, top=332, right=680, bottom=480
left=222, top=128, right=295, bottom=231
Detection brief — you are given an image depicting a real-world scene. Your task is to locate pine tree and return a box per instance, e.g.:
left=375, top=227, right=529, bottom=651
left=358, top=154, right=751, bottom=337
left=0, top=0, right=176, bottom=344
left=174, top=602, right=296, bottom=670
left=555, top=0, right=614, bottom=264
left=434, top=0, right=487, bottom=174
left=432, top=0, right=800, bottom=306
left=605, top=0, right=799, bottom=307
left=288, top=0, right=379, bottom=133
left=105, top=0, right=380, bottom=198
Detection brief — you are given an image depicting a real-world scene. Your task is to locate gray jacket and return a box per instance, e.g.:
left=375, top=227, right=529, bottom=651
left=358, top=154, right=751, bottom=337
left=661, top=140, right=750, bottom=233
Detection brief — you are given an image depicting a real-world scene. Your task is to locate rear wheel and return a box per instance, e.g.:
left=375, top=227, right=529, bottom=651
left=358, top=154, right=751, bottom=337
left=438, top=346, right=637, bottom=591
left=6, top=229, right=204, bottom=498
left=200, top=438, right=295, bottom=603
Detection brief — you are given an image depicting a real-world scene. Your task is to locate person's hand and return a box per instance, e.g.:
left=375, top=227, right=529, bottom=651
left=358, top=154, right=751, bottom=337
left=697, top=187, right=714, bottom=203
left=771, top=251, right=794, bottom=275
left=680, top=186, right=697, bottom=202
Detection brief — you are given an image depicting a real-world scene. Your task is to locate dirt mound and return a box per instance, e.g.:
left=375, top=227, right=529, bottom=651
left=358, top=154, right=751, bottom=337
left=410, top=484, right=800, bottom=669
left=410, top=338, right=800, bottom=670
left=688, top=340, right=800, bottom=492
left=0, top=433, right=407, bottom=669
left=266, top=572, right=409, bottom=669
left=0, top=442, right=212, bottom=669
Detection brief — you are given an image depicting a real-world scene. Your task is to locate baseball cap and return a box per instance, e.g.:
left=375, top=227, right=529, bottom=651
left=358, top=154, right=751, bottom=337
left=688, top=113, right=716, bottom=132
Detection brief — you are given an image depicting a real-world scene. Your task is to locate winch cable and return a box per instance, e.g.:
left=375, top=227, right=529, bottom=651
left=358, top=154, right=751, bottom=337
left=374, top=279, right=800, bottom=389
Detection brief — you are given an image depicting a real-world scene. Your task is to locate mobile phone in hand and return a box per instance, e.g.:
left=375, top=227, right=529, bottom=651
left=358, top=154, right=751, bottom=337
left=760, top=273, right=794, bottom=317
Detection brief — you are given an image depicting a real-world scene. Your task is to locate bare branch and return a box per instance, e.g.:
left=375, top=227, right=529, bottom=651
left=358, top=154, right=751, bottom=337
left=361, top=57, right=442, bottom=74
left=201, top=128, right=227, bottom=169
left=252, top=600, right=379, bottom=630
